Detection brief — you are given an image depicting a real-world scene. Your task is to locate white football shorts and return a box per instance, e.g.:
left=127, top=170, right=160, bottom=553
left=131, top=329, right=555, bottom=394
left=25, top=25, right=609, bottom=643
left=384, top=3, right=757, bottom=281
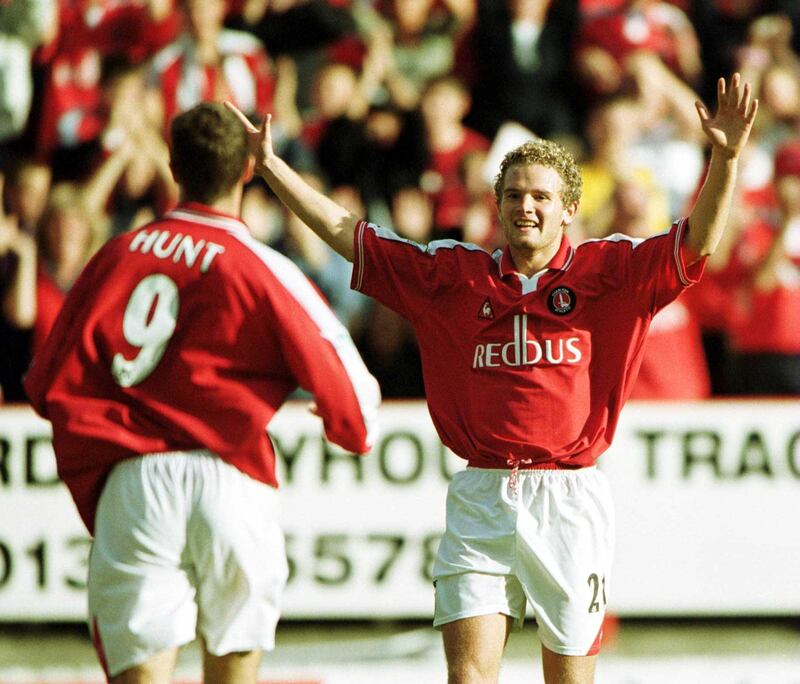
left=88, top=450, right=288, bottom=677
left=432, top=466, right=615, bottom=656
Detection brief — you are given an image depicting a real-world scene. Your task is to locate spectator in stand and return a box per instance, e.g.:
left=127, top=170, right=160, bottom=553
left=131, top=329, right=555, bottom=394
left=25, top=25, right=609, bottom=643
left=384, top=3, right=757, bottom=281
left=0, top=0, right=58, bottom=149
left=679, top=174, right=759, bottom=396
left=599, top=176, right=712, bottom=400
left=304, top=58, right=388, bottom=190
left=2, top=155, right=52, bottom=234
left=241, top=181, right=284, bottom=246
left=94, top=57, right=178, bottom=234
left=728, top=139, right=800, bottom=394
left=419, top=75, right=489, bottom=238
left=0, top=172, right=37, bottom=403
left=279, top=173, right=370, bottom=331
left=578, top=96, right=669, bottom=239
left=355, top=184, right=431, bottom=398
left=33, top=132, right=144, bottom=353
left=575, top=0, right=703, bottom=100
left=230, top=0, right=359, bottom=58
left=459, top=149, right=502, bottom=250
left=684, top=20, right=800, bottom=393
left=148, top=0, right=280, bottom=134
left=623, top=53, right=707, bottom=218
left=302, top=61, right=369, bottom=151
left=377, top=0, right=475, bottom=110
left=355, top=102, right=428, bottom=223
left=690, top=0, right=800, bottom=105
left=466, top=0, right=580, bottom=141
left=35, top=0, right=179, bottom=166
left=300, top=23, right=400, bottom=138
left=736, top=13, right=800, bottom=155
left=33, top=181, right=107, bottom=353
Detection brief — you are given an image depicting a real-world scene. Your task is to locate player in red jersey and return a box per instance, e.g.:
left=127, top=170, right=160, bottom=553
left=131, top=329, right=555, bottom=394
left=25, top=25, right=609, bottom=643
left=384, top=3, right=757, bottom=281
left=24, top=103, right=380, bottom=683
left=227, top=72, right=757, bottom=684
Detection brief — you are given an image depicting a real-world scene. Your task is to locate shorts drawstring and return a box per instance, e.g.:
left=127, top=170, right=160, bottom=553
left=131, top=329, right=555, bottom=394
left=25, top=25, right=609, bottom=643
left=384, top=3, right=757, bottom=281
left=506, top=454, right=533, bottom=495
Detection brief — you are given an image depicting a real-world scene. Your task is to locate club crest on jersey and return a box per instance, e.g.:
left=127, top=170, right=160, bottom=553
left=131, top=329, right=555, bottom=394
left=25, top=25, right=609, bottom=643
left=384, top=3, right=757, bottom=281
left=478, top=298, right=495, bottom=320
left=548, top=287, right=576, bottom=315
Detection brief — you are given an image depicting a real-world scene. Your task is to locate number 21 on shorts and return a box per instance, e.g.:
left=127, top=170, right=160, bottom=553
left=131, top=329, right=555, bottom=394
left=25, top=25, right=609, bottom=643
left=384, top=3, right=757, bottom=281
left=111, top=274, right=180, bottom=387
left=587, top=572, right=607, bottom=613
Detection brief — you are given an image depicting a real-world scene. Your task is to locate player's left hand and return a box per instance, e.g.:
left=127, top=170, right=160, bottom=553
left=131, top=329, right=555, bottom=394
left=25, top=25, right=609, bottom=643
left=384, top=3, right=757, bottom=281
left=225, top=101, right=274, bottom=175
left=695, top=73, right=759, bottom=159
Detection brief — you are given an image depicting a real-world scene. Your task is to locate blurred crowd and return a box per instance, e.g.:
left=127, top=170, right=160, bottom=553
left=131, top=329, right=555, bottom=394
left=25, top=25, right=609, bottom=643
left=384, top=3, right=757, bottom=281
left=1, top=0, right=799, bottom=403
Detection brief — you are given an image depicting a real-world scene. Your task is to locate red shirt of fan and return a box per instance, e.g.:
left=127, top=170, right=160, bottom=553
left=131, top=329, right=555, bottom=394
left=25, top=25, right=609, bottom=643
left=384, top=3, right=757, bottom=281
left=426, top=128, right=490, bottom=232
left=729, top=218, right=800, bottom=354
left=149, top=29, right=274, bottom=130
left=352, top=218, right=704, bottom=469
left=577, top=4, right=690, bottom=75
left=25, top=203, right=380, bottom=533
left=629, top=298, right=711, bottom=400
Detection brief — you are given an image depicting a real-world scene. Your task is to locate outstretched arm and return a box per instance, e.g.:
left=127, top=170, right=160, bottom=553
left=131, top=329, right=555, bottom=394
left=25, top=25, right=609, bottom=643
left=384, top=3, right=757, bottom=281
left=225, top=102, right=359, bottom=261
left=687, top=73, right=758, bottom=257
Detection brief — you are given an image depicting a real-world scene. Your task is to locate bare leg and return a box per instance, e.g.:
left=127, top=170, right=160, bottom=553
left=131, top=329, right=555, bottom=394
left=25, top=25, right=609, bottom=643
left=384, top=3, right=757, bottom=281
left=442, top=614, right=513, bottom=684
left=203, top=648, right=262, bottom=684
left=110, top=647, right=178, bottom=684
left=541, top=644, right=596, bottom=684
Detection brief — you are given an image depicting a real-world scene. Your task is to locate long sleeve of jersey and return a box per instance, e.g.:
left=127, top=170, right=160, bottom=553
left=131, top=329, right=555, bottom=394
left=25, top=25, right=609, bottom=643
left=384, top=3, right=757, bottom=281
left=253, top=242, right=381, bottom=454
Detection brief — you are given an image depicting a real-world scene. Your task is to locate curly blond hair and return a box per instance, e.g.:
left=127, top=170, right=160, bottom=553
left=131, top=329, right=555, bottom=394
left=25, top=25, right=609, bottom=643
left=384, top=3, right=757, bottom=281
left=493, top=139, right=583, bottom=206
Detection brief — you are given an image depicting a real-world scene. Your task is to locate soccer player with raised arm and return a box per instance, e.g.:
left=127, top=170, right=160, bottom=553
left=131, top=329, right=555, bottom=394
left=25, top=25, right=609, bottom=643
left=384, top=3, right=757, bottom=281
left=24, top=103, right=381, bottom=683
left=227, top=73, right=757, bottom=684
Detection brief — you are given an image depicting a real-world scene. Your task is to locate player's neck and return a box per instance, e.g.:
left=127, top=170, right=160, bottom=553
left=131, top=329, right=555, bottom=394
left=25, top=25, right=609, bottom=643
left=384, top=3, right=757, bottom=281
left=508, top=241, right=561, bottom=278
left=179, top=187, right=242, bottom=219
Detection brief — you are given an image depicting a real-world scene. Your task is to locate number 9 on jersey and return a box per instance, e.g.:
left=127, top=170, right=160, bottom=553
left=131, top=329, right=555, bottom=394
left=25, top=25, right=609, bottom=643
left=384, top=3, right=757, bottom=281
left=111, top=274, right=180, bottom=387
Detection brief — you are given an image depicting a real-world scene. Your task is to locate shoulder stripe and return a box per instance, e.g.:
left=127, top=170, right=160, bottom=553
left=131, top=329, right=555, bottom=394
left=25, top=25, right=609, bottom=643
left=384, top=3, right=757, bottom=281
left=579, top=232, right=648, bottom=249
left=427, top=238, right=486, bottom=255
left=373, top=225, right=487, bottom=256
left=354, top=221, right=490, bottom=291
left=235, top=232, right=380, bottom=447
left=367, top=222, right=487, bottom=256
left=577, top=221, right=692, bottom=285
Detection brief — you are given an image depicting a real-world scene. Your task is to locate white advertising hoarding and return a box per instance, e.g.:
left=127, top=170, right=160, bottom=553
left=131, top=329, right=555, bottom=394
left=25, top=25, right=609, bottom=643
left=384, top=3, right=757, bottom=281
left=0, top=400, right=797, bottom=621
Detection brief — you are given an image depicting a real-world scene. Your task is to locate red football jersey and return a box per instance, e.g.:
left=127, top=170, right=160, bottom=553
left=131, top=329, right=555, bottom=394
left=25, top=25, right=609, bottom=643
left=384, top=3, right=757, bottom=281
left=352, top=218, right=703, bottom=469
left=25, top=203, right=380, bottom=533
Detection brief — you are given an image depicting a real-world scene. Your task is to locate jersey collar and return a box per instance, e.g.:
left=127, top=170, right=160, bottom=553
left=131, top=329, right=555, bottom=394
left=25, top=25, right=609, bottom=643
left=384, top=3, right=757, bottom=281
left=497, top=233, right=575, bottom=279
left=166, top=202, right=250, bottom=238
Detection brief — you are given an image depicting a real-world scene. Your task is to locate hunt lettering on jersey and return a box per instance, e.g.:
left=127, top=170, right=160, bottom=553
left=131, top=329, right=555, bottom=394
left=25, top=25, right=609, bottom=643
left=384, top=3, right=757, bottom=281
left=129, top=229, right=225, bottom=273
left=472, top=314, right=582, bottom=368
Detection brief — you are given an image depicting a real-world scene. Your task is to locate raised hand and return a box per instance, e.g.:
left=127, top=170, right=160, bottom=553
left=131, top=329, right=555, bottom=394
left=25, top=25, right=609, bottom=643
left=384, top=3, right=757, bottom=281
left=224, top=102, right=274, bottom=174
left=695, top=73, right=759, bottom=159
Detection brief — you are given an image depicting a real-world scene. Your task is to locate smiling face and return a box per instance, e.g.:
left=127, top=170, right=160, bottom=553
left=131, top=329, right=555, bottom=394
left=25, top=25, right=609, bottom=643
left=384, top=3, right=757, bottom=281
left=498, top=163, right=578, bottom=272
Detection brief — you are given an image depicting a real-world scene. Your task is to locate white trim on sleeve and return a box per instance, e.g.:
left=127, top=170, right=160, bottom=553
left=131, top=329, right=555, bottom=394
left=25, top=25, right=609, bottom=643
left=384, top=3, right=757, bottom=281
left=236, top=233, right=381, bottom=448
left=673, top=218, right=692, bottom=286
